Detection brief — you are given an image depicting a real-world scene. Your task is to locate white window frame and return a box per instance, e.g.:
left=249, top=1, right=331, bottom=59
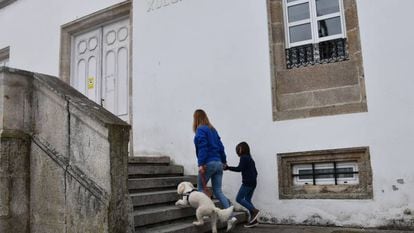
left=293, top=162, right=359, bottom=185
left=283, top=0, right=347, bottom=48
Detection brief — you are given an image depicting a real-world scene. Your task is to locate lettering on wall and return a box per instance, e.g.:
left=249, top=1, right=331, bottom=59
left=147, top=0, right=183, bottom=12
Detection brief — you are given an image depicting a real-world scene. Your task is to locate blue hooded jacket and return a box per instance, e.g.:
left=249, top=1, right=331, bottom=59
left=194, top=125, right=227, bottom=166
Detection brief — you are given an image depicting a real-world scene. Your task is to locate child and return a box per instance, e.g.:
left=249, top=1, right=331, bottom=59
left=224, top=141, right=259, bottom=228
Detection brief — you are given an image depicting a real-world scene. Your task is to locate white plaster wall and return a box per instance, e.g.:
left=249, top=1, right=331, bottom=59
left=0, top=0, right=413, bottom=228
left=133, top=0, right=414, bottom=228
left=0, top=0, right=124, bottom=75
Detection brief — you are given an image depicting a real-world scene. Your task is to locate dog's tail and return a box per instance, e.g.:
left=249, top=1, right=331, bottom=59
left=214, top=206, right=234, bottom=222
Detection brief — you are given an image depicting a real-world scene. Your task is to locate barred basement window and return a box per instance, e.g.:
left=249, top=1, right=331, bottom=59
left=277, top=147, right=373, bottom=199
left=283, top=0, right=348, bottom=69
left=293, top=161, right=358, bottom=185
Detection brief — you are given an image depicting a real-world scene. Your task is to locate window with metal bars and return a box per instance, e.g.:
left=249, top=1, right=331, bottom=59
left=292, top=161, right=359, bottom=185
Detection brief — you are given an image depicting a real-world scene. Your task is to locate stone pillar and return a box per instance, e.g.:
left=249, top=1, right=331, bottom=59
left=0, top=69, right=32, bottom=233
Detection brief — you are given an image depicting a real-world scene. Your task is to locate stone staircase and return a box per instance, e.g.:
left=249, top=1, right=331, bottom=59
left=129, top=156, right=247, bottom=233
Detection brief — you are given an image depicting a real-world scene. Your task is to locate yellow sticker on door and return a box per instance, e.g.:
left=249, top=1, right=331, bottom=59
left=87, top=77, right=95, bottom=89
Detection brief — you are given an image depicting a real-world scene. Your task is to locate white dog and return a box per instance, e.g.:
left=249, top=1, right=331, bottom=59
left=175, top=181, right=234, bottom=233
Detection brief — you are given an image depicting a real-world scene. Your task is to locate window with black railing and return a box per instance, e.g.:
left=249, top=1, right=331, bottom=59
left=292, top=161, right=359, bottom=185
left=286, top=38, right=348, bottom=69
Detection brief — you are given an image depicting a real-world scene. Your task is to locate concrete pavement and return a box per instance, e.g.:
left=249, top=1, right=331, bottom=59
left=227, top=224, right=412, bottom=233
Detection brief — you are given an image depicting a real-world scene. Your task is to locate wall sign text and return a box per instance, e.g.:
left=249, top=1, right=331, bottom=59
left=147, top=0, right=183, bottom=12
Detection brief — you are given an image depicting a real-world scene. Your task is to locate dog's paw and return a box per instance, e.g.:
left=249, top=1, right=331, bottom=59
left=175, top=200, right=185, bottom=206
left=193, top=221, right=204, bottom=226
left=176, top=204, right=185, bottom=208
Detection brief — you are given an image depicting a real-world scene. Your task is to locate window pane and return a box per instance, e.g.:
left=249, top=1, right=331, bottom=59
left=315, top=168, right=334, bottom=179
left=289, top=23, right=312, bottom=43
left=316, top=0, right=340, bottom=16
left=298, top=169, right=313, bottom=179
left=318, top=16, right=342, bottom=38
left=287, top=0, right=298, bottom=2
left=337, top=167, right=354, bottom=178
left=288, top=3, right=310, bottom=22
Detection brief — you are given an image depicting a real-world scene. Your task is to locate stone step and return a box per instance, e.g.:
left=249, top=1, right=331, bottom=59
left=134, top=199, right=221, bottom=227
left=135, top=211, right=248, bottom=233
left=128, top=176, right=197, bottom=191
left=129, top=156, right=170, bottom=165
left=128, top=165, right=184, bottom=177
left=134, top=204, right=196, bottom=227
left=131, top=190, right=179, bottom=207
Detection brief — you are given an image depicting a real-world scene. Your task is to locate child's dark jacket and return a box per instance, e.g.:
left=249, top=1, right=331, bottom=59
left=227, top=154, right=257, bottom=187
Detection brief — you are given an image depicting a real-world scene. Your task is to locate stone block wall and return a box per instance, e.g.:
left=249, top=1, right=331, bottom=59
left=0, top=67, right=132, bottom=233
left=0, top=135, right=30, bottom=233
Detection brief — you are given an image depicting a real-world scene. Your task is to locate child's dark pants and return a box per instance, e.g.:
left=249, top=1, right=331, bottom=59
left=236, top=184, right=256, bottom=214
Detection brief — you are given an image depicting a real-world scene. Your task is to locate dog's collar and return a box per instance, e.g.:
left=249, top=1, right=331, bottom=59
left=183, top=189, right=197, bottom=197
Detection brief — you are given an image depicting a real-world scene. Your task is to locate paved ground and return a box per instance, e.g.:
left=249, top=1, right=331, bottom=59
left=227, top=224, right=412, bottom=233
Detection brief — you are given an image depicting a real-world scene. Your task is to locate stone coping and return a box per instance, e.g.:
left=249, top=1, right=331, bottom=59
left=0, top=66, right=130, bottom=128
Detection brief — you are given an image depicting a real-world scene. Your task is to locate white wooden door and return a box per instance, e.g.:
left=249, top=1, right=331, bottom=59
left=72, top=28, right=102, bottom=104
left=71, top=18, right=130, bottom=122
left=102, top=18, right=130, bottom=122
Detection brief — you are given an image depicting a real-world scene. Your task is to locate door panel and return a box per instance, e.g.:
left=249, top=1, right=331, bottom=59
left=117, top=47, right=128, bottom=116
left=76, top=59, right=86, bottom=94
left=72, top=28, right=102, bottom=104
left=104, top=51, right=116, bottom=113
left=102, top=18, right=130, bottom=122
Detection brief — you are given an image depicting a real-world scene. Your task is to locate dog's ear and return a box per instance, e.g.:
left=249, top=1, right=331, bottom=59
left=177, top=183, right=185, bottom=194
left=187, top=182, right=195, bottom=189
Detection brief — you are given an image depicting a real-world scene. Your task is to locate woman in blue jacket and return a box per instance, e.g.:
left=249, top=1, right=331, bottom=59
left=193, top=109, right=237, bottom=231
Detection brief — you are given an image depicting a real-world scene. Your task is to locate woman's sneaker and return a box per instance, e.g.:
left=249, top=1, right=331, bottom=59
left=244, top=219, right=258, bottom=228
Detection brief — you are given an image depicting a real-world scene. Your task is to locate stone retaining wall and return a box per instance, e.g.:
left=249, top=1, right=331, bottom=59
left=0, top=67, right=132, bottom=233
